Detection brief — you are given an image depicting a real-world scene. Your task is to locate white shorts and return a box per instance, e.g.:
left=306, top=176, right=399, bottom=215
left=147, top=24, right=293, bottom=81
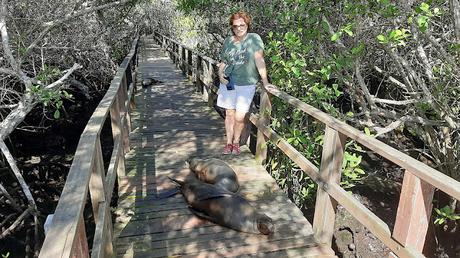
left=216, top=83, right=256, bottom=113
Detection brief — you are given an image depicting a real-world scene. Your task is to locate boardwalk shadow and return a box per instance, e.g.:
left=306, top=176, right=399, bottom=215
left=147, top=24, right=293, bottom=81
left=113, top=39, right=332, bottom=257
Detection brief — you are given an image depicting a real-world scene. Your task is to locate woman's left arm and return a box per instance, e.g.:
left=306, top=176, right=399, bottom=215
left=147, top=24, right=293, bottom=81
left=254, top=50, right=270, bottom=86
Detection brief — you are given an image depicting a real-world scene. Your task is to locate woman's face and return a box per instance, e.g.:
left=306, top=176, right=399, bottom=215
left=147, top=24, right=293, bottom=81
left=232, top=18, right=248, bottom=39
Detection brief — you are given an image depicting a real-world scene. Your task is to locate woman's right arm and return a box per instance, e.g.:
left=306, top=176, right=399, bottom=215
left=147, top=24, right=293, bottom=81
left=218, top=62, right=228, bottom=85
left=219, top=37, right=229, bottom=85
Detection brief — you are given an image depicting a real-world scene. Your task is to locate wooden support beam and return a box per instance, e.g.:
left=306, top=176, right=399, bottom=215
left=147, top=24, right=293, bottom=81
left=255, top=86, right=272, bottom=164
left=188, top=49, right=193, bottom=79
left=390, top=170, right=435, bottom=257
left=313, top=126, right=347, bottom=246
left=89, top=137, right=106, bottom=224
left=71, top=214, right=89, bottom=258
left=181, top=46, right=186, bottom=74
left=91, top=201, right=113, bottom=258
left=196, top=56, right=203, bottom=93
left=110, top=97, right=125, bottom=178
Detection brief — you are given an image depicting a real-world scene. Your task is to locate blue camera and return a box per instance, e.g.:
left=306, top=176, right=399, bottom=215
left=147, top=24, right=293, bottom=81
left=225, top=76, right=235, bottom=90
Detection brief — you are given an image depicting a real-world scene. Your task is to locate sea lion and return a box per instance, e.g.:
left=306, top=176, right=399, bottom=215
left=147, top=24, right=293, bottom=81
left=169, top=176, right=274, bottom=235
left=142, top=77, right=162, bottom=88
left=187, top=157, right=239, bottom=193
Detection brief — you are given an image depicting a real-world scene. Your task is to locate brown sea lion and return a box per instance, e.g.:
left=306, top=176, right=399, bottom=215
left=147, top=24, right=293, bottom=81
left=169, top=176, right=274, bottom=235
left=187, top=157, right=239, bottom=193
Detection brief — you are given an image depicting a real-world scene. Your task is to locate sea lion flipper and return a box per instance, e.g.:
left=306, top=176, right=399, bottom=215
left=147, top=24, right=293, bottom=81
left=155, top=187, right=180, bottom=199
left=168, top=176, right=184, bottom=186
left=194, top=186, right=233, bottom=201
left=189, top=207, right=219, bottom=224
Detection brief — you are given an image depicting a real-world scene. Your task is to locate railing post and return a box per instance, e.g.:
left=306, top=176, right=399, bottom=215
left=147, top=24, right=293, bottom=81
left=196, top=55, right=203, bottom=93
left=91, top=201, right=113, bottom=258
left=181, top=46, right=186, bottom=74
left=174, top=43, right=179, bottom=65
left=110, top=96, right=126, bottom=178
left=313, top=126, right=347, bottom=246
left=255, top=85, right=272, bottom=164
left=202, top=60, right=211, bottom=104
left=72, top=214, right=90, bottom=257
left=89, top=137, right=106, bottom=224
left=118, top=75, right=130, bottom=153
left=389, top=170, right=435, bottom=257
left=188, top=49, right=193, bottom=79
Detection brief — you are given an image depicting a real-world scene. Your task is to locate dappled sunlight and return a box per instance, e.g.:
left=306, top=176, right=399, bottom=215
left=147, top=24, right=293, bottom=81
left=113, top=37, right=333, bottom=257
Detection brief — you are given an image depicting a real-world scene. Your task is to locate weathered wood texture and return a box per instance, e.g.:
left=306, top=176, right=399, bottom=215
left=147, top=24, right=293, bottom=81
left=113, top=38, right=334, bottom=258
left=39, top=37, right=139, bottom=258
left=153, top=31, right=460, bottom=258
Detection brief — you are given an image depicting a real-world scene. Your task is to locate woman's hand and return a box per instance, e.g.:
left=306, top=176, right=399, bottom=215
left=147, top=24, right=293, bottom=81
left=220, top=76, right=229, bottom=85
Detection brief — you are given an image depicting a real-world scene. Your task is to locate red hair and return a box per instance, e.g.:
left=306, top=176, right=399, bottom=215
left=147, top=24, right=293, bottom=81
left=229, top=11, right=252, bottom=31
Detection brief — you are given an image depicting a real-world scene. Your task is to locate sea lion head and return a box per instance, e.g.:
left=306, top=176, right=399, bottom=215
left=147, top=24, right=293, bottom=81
left=187, top=157, right=204, bottom=171
left=256, top=214, right=274, bottom=235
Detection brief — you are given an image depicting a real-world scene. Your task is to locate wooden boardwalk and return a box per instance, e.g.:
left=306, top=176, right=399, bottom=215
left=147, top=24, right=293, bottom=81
left=113, top=38, right=335, bottom=258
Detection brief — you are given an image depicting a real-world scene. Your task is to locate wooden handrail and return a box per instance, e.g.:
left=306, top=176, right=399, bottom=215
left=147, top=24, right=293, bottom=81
left=39, top=36, right=139, bottom=258
left=152, top=31, right=460, bottom=258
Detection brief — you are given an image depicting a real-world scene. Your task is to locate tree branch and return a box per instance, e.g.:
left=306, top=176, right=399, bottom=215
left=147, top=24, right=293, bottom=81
left=0, top=182, right=23, bottom=212
left=0, top=139, right=36, bottom=208
left=45, top=63, right=82, bottom=89
left=355, top=61, right=376, bottom=109
left=374, top=119, right=403, bottom=138
left=0, top=206, right=33, bottom=240
left=0, top=0, right=33, bottom=87
left=372, top=97, right=417, bottom=106
left=373, top=65, right=409, bottom=92
left=21, top=0, right=133, bottom=62
left=0, top=67, right=17, bottom=77
left=451, top=0, right=460, bottom=43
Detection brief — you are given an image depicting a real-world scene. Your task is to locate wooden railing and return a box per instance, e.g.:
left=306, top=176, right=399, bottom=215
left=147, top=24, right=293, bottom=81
left=152, top=31, right=460, bottom=258
left=39, top=37, right=139, bottom=258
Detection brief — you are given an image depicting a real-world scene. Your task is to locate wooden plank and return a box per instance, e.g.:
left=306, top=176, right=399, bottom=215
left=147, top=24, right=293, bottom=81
left=391, top=170, right=434, bottom=253
left=313, top=126, right=347, bottom=246
left=118, top=237, right=328, bottom=258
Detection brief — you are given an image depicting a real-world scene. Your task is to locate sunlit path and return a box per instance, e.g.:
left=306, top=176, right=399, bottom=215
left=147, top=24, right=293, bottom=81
left=113, top=37, right=335, bottom=258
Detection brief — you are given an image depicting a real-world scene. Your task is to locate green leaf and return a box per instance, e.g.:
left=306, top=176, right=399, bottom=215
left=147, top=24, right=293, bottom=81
left=54, top=109, right=60, bottom=119
left=351, top=43, right=365, bottom=55
left=417, top=16, right=429, bottom=32
left=420, top=3, right=430, bottom=13
left=377, top=34, right=387, bottom=44
left=331, top=32, right=341, bottom=42
left=364, top=127, right=371, bottom=136
left=271, top=55, right=281, bottom=62
left=292, top=67, right=301, bottom=77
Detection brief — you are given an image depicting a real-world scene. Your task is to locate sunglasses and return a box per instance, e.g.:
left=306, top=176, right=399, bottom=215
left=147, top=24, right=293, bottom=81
left=232, top=24, right=247, bottom=29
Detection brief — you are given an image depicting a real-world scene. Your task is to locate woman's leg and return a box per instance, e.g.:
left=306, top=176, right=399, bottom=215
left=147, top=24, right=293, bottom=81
left=232, top=111, right=247, bottom=145
left=225, top=109, right=236, bottom=144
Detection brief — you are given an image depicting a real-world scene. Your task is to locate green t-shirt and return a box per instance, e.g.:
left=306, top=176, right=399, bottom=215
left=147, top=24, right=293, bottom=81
left=220, top=33, right=264, bottom=86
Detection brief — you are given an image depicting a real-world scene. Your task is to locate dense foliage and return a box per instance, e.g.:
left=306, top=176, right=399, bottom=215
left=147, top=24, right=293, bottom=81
left=146, top=0, right=460, bottom=244
left=0, top=0, right=147, bottom=256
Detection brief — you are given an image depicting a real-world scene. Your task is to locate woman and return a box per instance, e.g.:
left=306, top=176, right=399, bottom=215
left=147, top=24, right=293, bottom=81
left=217, top=11, right=271, bottom=155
